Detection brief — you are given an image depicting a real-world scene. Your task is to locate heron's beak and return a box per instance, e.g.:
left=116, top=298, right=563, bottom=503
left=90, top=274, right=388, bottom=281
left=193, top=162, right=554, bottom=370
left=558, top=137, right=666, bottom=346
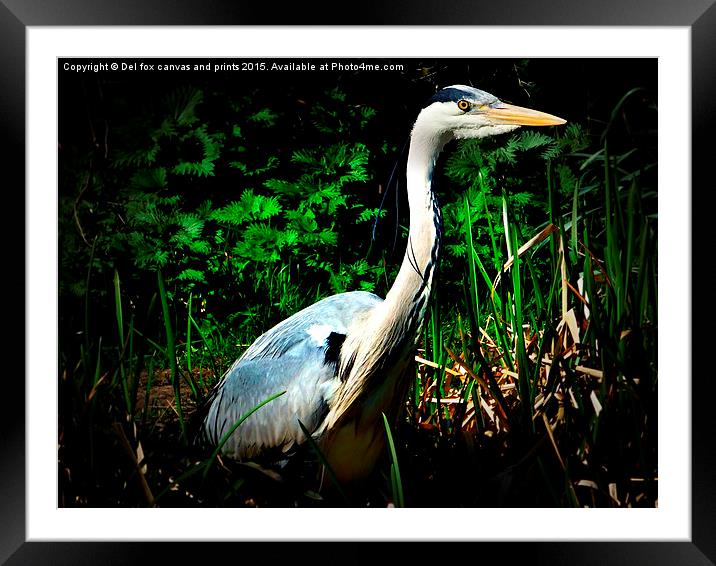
left=484, top=102, right=566, bottom=127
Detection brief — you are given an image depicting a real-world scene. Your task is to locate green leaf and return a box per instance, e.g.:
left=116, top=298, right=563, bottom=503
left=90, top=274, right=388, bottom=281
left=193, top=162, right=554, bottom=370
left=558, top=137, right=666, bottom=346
left=256, top=195, right=283, bottom=219
left=177, top=213, right=204, bottom=238
left=517, top=130, right=553, bottom=151
left=318, top=229, right=338, bottom=246
left=165, top=85, right=204, bottom=126
left=264, top=178, right=301, bottom=196
left=248, top=108, right=278, bottom=126
left=177, top=268, right=206, bottom=282
left=211, top=200, right=249, bottom=225
left=129, top=168, right=167, bottom=190
left=173, top=160, right=215, bottom=177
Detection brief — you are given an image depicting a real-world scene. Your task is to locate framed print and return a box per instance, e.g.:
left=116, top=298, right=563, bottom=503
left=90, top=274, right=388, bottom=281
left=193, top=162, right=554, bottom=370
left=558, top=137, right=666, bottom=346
left=4, top=1, right=713, bottom=564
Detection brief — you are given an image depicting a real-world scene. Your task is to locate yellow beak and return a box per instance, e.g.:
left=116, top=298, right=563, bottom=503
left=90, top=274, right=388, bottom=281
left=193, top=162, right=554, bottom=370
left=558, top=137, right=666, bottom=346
left=484, top=103, right=567, bottom=126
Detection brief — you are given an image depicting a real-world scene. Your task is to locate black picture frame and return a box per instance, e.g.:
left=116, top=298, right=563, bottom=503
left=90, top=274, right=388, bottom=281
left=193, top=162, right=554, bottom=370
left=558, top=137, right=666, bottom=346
left=3, top=1, right=712, bottom=564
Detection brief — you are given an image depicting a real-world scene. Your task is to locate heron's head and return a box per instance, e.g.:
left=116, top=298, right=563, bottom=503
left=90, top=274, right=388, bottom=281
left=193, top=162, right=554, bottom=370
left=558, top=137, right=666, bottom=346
left=418, top=84, right=566, bottom=141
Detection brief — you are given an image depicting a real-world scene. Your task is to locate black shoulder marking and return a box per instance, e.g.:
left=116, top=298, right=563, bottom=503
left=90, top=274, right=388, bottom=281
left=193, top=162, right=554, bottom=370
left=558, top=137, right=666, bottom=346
left=324, top=331, right=346, bottom=366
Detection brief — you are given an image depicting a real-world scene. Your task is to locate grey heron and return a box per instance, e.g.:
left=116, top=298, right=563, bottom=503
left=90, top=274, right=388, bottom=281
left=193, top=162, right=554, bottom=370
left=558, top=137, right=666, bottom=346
left=202, top=85, right=566, bottom=485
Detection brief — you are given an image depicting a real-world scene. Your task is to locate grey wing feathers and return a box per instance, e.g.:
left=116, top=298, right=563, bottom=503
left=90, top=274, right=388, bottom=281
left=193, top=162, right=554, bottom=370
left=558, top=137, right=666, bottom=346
left=203, top=291, right=382, bottom=459
left=238, top=291, right=382, bottom=362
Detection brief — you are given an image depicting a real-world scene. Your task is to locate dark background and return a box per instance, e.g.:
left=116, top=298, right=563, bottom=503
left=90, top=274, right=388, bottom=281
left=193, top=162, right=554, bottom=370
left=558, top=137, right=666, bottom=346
left=59, top=57, right=657, bottom=159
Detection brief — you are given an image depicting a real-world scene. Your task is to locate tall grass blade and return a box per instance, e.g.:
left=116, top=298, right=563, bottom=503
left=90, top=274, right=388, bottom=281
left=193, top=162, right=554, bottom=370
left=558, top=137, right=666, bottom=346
left=157, top=270, right=185, bottom=440
left=509, top=224, right=534, bottom=432
left=189, top=314, right=220, bottom=385
left=479, top=176, right=501, bottom=272
left=603, top=142, right=623, bottom=325
left=600, top=87, right=646, bottom=143
left=502, top=193, right=512, bottom=259
left=93, top=335, right=103, bottom=388
left=186, top=292, right=193, bottom=380
left=464, top=194, right=481, bottom=339
left=547, top=161, right=558, bottom=273
left=113, top=269, right=124, bottom=346
left=203, top=390, right=287, bottom=480
left=113, top=270, right=131, bottom=412
left=382, top=412, right=404, bottom=507
left=570, top=181, right=579, bottom=265
left=155, top=388, right=284, bottom=505
left=296, top=419, right=350, bottom=505
left=471, top=249, right=513, bottom=372
left=635, top=219, right=651, bottom=327
left=624, top=181, right=637, bottom=320
left=511, top=222, right=548, bottom=319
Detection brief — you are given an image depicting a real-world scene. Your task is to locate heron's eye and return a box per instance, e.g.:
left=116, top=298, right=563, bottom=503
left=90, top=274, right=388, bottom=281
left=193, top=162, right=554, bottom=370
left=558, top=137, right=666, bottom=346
left=457, top=100, right=471, bottom=112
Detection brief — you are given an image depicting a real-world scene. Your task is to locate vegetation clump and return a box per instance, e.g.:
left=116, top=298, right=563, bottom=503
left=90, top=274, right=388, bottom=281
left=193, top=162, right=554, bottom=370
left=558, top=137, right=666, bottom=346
left=58, top=60, right=657, bottom=508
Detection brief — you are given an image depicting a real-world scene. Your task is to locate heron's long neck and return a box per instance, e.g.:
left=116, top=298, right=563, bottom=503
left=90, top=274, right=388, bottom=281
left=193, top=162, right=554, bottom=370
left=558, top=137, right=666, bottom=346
left=382, top=125, right=447, bottom=337
left=326, top=124, right=447, bottom=430
left=346, top=126, right=446, bottom=370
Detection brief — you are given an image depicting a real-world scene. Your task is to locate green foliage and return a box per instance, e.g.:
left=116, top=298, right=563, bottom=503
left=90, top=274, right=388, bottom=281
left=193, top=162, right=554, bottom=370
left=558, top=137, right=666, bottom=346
left=59, top=83, right=387, bottom=360
left=58, top=80, right=396, bottom=507
left=417, top=90, right=657, bottom=508
left=440, top=127, right=583, bottom=287
left=58, top=64, right=657, bottom=508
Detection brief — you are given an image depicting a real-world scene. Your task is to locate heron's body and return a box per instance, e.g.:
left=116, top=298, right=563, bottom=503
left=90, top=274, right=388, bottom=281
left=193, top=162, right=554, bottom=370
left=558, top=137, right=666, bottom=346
left=203, top=291, right=383, bottom=462
left=203, top=85, right=565, bottom=484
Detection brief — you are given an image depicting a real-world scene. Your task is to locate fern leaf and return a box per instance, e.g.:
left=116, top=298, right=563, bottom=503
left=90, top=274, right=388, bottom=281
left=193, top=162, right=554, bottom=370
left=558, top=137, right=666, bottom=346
left=248, top=108, right=278, bottom=127
left=243, top=223, right=281, bottom=246
left=517, top=130, right=553, bottom=151
left=256, top=195, right=282, bottom=219
left=232, top=156, right=279, bottom=177
left=177, top=268, right=206, bottom=282
left=328, top=88, right=347, bottom=102
left=155, top=118, right=177, bottom=139
left=173, top=160, right=215, bottom=177
left=177, top=213, right=204, bottom=239
left=360, top=106, right=376, bottom=128
left=447, top=242, right=467, bottom=257
left=151, top=249, right=169, bottom=267
left=282, top=229, right=299, bottom=247
left=318, top=229, right=338, bottom=246
left=511, top=192, right=534, bottom=206
left=357, top=280, right=374, bottom=292
left=264, top=178, right=301, bottom=196
left=188, top=239, right=211, bottom=254
left=129, top=168, right=167, bottom=190
left=291, top=149, right=318, bottom=166
left=112, top=143, right=160, bottom=168
left=491, top=136, right=518, bottom=165
left=211, top=201, right=249, bottom=225
left=356, top=208, right=386, bottom=223
left=541, top=143, right=561, bottom=160
left=165, top=86, right=203, bottom=126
